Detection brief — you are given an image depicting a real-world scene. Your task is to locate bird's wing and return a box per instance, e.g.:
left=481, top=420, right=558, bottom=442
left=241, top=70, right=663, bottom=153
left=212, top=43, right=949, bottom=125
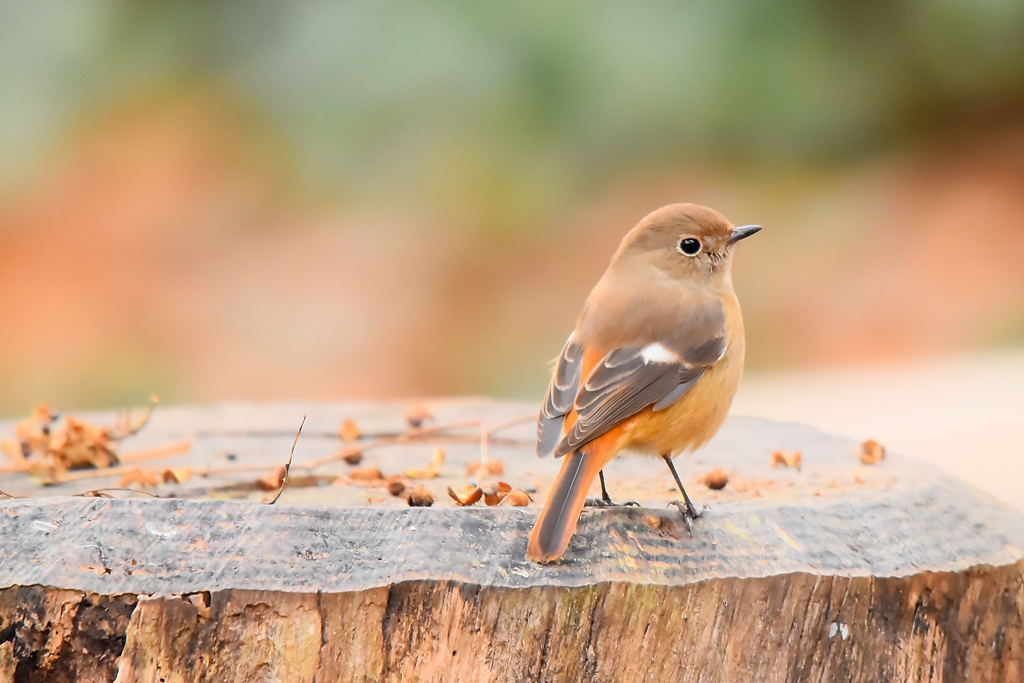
left=536, top=336, right=584, bottom=456
left=554, top=337, right=725, bottom=457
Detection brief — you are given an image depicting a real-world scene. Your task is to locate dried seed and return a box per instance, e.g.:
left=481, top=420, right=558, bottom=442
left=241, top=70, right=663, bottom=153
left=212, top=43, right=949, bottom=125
left=386, top=475, right=406, bottom=497
left=405, top=405, right=433, bottom=428
left=504, top=489, right=533, bottom=506
left=255, top=466, right=287, bottom=491
left=119, top=468, right=160, bottom=488
left=350, top=466, right=384, bottom=482
left=702, top=468, right=729, bottom=490
left=770, top=450, right=802, bottom=469
left=161, top=467, right=193, bottom=484
left=407, top=485, right=434, bottom=507
left=482, top=481, right=512, bottom=506
left=466, top=460, right=504, bottom=477
left=406, top=448, right=444, bottom=479
left=339, top=418, right=362, bottom=442
left=448, top=484, right=483, bottom=506
left=860, top=439, right=885, bottom=465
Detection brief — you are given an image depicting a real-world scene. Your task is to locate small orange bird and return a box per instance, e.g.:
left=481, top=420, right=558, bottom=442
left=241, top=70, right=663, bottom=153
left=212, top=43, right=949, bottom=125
left=528, top=203, right=760, bottom=563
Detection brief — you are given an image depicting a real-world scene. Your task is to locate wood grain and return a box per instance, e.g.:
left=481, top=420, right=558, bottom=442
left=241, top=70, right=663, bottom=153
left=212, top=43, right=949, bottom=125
left=2, top=400, right=1023, bottom=681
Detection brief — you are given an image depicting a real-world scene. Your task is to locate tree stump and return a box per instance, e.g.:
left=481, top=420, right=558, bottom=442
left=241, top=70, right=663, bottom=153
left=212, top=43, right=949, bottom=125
left=1, top=400, right=1022, bottom=682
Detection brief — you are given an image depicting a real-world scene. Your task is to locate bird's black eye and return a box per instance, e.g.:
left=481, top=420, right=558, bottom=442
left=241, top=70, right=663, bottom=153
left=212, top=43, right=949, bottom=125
left=679, top=238, right=701, bottom=256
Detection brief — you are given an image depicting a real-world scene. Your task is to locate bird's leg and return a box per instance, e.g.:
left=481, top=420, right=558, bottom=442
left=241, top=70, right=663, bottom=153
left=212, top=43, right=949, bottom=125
left=585, top=470, right=639, bottom=508
left=662, top=453, right=703, bottom=534
left=599, top=470, right=614, bottom=505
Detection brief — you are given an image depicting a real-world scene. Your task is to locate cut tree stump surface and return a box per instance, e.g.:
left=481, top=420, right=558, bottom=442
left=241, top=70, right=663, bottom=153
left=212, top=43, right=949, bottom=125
left=1, top=399, right=1023, bottom=682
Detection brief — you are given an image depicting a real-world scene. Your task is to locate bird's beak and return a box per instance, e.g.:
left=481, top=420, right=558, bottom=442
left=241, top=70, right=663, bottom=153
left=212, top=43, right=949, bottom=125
left=729, top=225, right=762, bottom=244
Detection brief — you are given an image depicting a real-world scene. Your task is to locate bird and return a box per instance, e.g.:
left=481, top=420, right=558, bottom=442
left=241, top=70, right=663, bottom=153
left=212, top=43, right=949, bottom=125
left=527, top=203, right=760, bottom=563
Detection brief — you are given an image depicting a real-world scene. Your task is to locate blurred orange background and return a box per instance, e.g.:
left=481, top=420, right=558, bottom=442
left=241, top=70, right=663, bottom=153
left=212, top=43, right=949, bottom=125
left=1, top=4, right=1022, bottom=502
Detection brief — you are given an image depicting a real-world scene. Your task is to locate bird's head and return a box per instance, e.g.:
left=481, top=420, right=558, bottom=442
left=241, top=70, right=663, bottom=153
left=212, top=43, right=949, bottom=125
left=615, top=203, right=760, bottom=287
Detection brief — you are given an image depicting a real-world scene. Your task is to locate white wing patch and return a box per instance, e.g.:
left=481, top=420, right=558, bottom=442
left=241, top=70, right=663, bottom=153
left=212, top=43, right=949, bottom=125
left=640, top=343, right=678, bottom=364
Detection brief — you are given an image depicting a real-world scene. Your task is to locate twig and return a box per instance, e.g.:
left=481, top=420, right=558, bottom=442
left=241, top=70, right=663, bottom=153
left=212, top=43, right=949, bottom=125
left=195, top=418, right=487, bottom=442
left=268, top=416, right=305, bottom=505
left=194, top=430, right=343, bottom=439
left=120, top=439, right=191, bottom=463
left=486, top=414, right=536, bottom=436
left=0, top=488, right=17, bottom=499
left=305, top=416, right=534, bottom=469
left=54, top=466, right=132, bottom=483
left=198, top=464, right=313, bottom=477
left=73, top=487, right=159, bottom=498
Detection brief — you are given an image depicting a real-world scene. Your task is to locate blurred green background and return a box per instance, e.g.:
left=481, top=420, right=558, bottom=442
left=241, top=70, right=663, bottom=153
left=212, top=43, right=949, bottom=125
left=1, top=1, right=1024, bottom=414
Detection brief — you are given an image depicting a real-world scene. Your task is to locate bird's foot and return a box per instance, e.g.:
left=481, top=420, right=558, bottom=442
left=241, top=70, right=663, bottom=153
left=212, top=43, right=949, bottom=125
left=668, top=500, right=707, bottom=534
left=586, top=497, right=641, bottom=508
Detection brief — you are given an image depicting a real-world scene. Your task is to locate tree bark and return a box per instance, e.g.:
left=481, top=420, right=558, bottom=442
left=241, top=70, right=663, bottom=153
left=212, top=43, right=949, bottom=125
left=2, top=400, right=1023, bottom=682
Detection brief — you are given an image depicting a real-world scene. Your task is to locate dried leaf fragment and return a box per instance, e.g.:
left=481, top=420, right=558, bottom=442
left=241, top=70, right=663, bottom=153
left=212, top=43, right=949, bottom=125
left=119, top=468, right=160, bottom=489
left=770, top=450, right=802, bottom=469
left=256, top=466, right=287, bottom=491
left=448, top=484, right=483, bottom=506
left=702, top=468, right=729, bottom=490
left=1, top=439, right=26, bottom=465
left=504, top=489, right=533, bottom=506
left=405, top=448, right=444, bottom=479
left=860, top=439, right=885, bottom=465
left=48, top=416, right=119, bottom=471
left=350, top=466, right=384, bottom=482
left=482, top=481, right=512, bottom=506
left=14, top=404, right=55, bottom=456
left=407, top=485, right=434, bottom=507
left=465, top=460, right=504, bottom=477
left=161, top=467, right=193, bottom=484
left=339, top=418, right=362, bottom=442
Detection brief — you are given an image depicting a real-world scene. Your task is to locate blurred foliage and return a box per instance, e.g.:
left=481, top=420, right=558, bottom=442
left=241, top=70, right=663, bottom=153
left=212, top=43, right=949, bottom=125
left=3, top=1, right=1023, bottom=230
left=1, top=1, right=1023, bottom=412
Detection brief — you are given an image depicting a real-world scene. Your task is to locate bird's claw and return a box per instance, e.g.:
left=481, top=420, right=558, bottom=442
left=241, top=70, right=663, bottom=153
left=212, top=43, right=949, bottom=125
left=668, top=500, right=704, bottom=535
left=586, top=497, right=641, bottom=508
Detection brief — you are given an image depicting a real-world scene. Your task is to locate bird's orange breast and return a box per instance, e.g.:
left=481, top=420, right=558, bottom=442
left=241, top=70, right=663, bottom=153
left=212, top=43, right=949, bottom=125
left=563, top=290, right=745, bottom=462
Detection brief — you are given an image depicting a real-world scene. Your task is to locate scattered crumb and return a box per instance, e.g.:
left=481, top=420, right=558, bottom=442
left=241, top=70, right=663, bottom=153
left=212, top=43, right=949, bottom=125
left=860, top=439, right=885, bottom=465
left=350, top=466, right=384, bottom=482
left=448, top=484, right=483, bottom=506
left=702, top=468, right=729, bottom=490
left=385, top=475, right=406, bottom=497
left=504, top=489, right=533, bottom=506
left=770, top=450, right=802, bottom=469
left=407, top=485, right=434, bottom=507
left=339, top=418, right=362, bottom=442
